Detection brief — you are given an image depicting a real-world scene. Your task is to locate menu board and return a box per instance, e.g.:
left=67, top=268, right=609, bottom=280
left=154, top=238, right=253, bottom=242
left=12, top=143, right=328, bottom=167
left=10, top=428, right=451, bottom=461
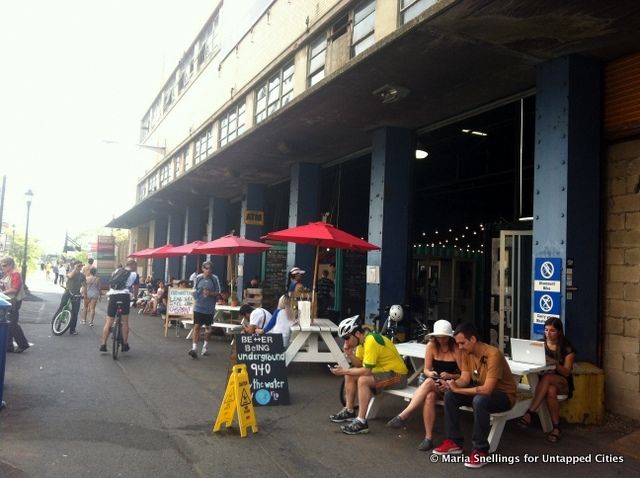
left=236, top=333, right=289, bottom=406
left=262, top=245, right=288, bottom=310
left=167, top=287, right=194, bottom=317
left=341, top=251, right=367, bottom=316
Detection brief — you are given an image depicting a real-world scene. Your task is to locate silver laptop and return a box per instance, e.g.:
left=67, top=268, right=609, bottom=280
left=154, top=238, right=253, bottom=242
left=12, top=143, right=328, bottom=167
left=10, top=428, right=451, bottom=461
left=510, top=338, right=546, bottom=365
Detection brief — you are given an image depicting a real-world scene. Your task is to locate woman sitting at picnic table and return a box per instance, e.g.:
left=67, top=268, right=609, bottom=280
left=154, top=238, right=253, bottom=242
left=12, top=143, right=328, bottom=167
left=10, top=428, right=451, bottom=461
left=386, top=319, right=461, bottom=451
left=518, top=317, right=575, bottom=443
left=145, top=280, right=166, bottom=316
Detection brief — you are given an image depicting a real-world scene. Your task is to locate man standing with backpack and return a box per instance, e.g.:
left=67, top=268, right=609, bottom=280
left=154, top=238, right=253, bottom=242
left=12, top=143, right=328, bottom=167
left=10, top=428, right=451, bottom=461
left=99, top=259, right=139, bottom=353
left=189, top=260, right=221, bottom=358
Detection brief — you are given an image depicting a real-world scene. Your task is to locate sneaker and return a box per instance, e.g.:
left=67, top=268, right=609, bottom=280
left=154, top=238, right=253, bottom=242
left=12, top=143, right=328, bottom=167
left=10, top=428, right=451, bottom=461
left=99, top=344, right=107, bottom=352
left=341, top=419, right=369, bottom=435
left=433, top=439, right=463, bottom=455
left=81, top=320, right=86, bottom=325
left=418, top=438, right=434, bottom=451
left=89, top=322, right=94, bottom=327
left=70, top=330, right=78, bottom=336
left=329, top=407, right=356, bottom=423
left=386, top=415, right=405, bottom=428
left=201, top=349, right=209, bottom=356
left=122, top=343, right=130, bottom=352
left=465, top=450, right=489, bottom=468
left=188, top=349, right=197, bottom=359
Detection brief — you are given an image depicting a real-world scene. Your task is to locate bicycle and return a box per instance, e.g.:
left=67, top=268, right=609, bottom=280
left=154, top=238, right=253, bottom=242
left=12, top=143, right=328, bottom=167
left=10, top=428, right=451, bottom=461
left=111, top=301, right=124, bottom=360
left=51, top=293, right=83, bottom=335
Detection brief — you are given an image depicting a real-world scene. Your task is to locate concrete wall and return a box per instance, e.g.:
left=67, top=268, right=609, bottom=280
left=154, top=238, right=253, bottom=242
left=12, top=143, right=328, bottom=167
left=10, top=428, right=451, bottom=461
left=604, top=138, right=640, bottom=420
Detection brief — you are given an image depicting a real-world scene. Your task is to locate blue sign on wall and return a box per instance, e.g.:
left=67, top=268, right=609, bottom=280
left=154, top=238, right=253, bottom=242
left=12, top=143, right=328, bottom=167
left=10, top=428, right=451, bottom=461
left=532, top=258, right=562, bottom=334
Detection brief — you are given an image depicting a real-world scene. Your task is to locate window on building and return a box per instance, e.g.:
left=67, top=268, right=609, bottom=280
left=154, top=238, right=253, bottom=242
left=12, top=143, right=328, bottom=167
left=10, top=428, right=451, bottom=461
left=194, top=128, right=213, bottom=164
left=401, top=0, right=438, bottom=24
left=352, top=0, right=376, bottom=57
left=219, top=102, right=246, bottom=147
left=173, top=152, right=183, bottom=178
left=148, top=174, right=158, bottom=193
left=159, top=162, right=171, bottom=187
left=330, top=13, right=349, bottom=40
left=184, top=147, right=193, bottom=171
left=137, top=183, right=147, bottom=202
left=255, top=60, right=295, bottom=124
left=308, top=34, right=327, bottom=86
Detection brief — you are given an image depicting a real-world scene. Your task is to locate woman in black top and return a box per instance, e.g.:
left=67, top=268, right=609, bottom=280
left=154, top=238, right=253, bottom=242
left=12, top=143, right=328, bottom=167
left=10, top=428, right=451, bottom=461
left=518, top=317, right=576, bottom=443
left=386, top=319, right=461, bottom=451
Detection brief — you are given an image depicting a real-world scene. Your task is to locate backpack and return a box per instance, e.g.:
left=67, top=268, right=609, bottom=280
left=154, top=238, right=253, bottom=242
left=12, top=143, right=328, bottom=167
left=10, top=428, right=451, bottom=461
left=109, top=269, right=131, bottom=290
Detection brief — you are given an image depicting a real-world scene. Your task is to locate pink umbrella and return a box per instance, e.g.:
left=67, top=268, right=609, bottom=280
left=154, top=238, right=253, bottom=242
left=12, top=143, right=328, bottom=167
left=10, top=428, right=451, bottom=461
left=193, top=235, right=271, bottom=296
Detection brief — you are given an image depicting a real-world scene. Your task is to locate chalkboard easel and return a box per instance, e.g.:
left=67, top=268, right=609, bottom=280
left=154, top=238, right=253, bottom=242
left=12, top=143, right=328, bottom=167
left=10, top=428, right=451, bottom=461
left=236, top=333, right=290, bottom=406
left=164, top=287, right=195, bottom=337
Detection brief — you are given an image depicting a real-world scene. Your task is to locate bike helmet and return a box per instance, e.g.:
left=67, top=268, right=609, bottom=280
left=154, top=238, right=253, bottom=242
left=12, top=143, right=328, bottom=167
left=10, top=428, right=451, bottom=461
left=338, top=315, right=360, bottom=338
left=389, top=305, right=404, bottom=322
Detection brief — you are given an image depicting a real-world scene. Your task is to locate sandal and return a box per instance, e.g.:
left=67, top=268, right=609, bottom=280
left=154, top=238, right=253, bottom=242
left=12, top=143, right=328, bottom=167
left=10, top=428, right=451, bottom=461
left=518, top=411, right=533, bottom=428
left=546, top=426, right=561, bottom=443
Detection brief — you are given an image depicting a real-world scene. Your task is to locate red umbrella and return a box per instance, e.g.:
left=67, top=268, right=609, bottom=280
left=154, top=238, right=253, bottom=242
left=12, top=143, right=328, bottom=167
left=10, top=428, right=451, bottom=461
left=193, top=235, right=272, bottom=255
left=262, top=222, right=380, bottom=309
left=161, top=240, right=206, bottom=257
left=133, top=243, right=175, bottom=259
left=128, top=247, right=154, bottom=258
left=193, top=235, right=272, bottom=296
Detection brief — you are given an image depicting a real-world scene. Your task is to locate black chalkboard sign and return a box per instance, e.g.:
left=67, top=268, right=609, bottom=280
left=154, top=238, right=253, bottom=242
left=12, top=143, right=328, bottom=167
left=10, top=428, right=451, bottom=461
left=236, top=333, right=290, bottom=406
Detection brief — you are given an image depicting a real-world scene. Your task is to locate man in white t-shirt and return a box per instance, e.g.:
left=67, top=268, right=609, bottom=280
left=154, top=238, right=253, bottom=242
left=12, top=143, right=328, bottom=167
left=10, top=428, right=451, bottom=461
left=239, top=304, right=272, bottom=334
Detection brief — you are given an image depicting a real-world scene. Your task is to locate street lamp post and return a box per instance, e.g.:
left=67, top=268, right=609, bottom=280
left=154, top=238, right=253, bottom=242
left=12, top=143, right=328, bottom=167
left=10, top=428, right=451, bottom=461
left=21, top=190, right=34, bottom=284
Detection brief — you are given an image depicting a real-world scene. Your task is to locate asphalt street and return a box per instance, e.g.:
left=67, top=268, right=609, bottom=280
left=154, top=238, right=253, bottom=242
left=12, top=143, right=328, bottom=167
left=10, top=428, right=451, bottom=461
left=1, top=271, right=639, bottom=478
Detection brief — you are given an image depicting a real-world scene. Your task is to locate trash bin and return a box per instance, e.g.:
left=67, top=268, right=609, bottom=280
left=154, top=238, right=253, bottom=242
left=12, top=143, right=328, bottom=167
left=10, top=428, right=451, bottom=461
left=559, top=362, right=605, bottom=425
left=0, top=295, right=12, bottom=411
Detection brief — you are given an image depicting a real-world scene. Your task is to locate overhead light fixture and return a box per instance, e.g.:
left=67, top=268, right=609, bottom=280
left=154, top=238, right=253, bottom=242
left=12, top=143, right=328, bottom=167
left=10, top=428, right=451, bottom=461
left=519, top=216, right=534, bottom=222
left=415, top=149, right=428, bottom=159
left=372, top=84, right=410, bottom=104
left=461, top=129, right=488, bottom=137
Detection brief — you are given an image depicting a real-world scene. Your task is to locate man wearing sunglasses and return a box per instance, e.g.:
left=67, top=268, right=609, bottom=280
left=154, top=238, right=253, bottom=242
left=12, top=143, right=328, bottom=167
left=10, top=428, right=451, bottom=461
left=190, top=261, right=221, bottom=358
left=329, top=315, right=408, bottom=435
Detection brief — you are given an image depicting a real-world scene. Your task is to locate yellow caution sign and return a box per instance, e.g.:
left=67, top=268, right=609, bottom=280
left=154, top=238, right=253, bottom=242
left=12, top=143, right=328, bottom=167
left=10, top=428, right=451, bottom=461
left=213, top=364, right=258, bottom=437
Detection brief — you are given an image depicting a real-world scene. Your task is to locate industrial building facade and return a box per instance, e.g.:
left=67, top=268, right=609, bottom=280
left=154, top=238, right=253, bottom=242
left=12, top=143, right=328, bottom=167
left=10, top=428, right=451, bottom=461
left=109, top=1, right=640, bottom=419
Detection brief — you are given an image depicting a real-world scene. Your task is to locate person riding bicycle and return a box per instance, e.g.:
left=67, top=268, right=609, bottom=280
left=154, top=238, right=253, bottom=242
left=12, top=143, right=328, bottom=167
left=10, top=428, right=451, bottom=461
left=329, top=315, right=408, bottom=435
left=51, top=260, right=86, bottom=335
left=99, top=259, right=139, bottom=353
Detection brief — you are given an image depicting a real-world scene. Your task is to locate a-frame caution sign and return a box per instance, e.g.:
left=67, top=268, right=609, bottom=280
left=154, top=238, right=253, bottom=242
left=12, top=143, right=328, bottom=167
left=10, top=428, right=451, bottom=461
left=213, top=364, right=258, bottom=437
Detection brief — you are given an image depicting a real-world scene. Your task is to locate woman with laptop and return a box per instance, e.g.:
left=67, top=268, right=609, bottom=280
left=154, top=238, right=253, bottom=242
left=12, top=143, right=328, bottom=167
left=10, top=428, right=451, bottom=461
left=386, top=319, right=461, bottom=451
left=518, top=317, right=575, bottom=443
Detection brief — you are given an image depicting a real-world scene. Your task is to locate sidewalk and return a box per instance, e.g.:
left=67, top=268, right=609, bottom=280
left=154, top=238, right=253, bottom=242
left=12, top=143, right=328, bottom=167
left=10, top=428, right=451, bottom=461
left=1, top=271, right=639, bottom=477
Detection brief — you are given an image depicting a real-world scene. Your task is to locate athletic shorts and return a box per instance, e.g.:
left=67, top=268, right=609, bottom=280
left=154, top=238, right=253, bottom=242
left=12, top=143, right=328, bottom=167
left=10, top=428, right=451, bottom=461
left=373, top=372, right=407, bottom=392
left=108, top=293, right=131, bottom=317
left=193, top=310, right=214, bottom=326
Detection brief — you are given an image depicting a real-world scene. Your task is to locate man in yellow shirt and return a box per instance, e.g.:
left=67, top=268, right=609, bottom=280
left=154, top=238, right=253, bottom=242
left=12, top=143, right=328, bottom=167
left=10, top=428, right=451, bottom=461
left=329, top=315, right=408, bottom=435
left=432, top=322, right=516, bottom=468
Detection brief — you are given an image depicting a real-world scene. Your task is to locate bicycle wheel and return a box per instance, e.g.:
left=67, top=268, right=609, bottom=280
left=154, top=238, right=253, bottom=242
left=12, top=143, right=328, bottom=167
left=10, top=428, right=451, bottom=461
left=112, top=320, right=121, bottom=360
left=52, top=309, right=72, bottom=336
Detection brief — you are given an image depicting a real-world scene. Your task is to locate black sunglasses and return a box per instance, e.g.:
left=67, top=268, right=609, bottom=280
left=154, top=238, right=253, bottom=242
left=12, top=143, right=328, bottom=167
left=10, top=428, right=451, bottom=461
left=342, top=334, right=351, bottom=340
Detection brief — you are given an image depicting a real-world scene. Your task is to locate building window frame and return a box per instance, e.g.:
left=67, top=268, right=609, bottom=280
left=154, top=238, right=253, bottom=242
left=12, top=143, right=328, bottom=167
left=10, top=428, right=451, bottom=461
left=219, top=101, right=247, bottom=148
left=351, top=0, right=376, bottom=58
left=400, top=0, right=438, bottom=24
left=255, top=59, right=295, bottom=124
left=308, top=34, right=328, bottom=87
left=193, top=127, right=213, bottom=164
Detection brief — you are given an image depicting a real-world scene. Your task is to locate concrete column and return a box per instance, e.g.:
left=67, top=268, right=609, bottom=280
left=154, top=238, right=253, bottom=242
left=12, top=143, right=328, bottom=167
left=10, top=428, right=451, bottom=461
left=183, top=205, right=203, bottom=278
left=366, top=127, right=413, bottom=323
left=152, top=216, right=168, bottom=281
left=167, top=211, right=184, bottom=281
left=208, top=197, right=229, bottom=289
left=532, top=55, right=601, bottom=362
left=287, top=163, right=320, bottom=288
left=239, top=183, right=266, bottom=299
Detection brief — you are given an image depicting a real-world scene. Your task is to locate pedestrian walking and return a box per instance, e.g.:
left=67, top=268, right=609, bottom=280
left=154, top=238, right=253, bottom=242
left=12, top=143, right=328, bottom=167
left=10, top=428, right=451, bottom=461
left=0, top=256, right=30, bottom=353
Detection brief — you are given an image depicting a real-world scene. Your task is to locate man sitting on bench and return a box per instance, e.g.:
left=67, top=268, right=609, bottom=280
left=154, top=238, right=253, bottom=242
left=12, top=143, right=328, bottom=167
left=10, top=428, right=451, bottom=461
left=433, top=323, right=516, bottom=469
left=329, top=315, right=408, bottom=435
